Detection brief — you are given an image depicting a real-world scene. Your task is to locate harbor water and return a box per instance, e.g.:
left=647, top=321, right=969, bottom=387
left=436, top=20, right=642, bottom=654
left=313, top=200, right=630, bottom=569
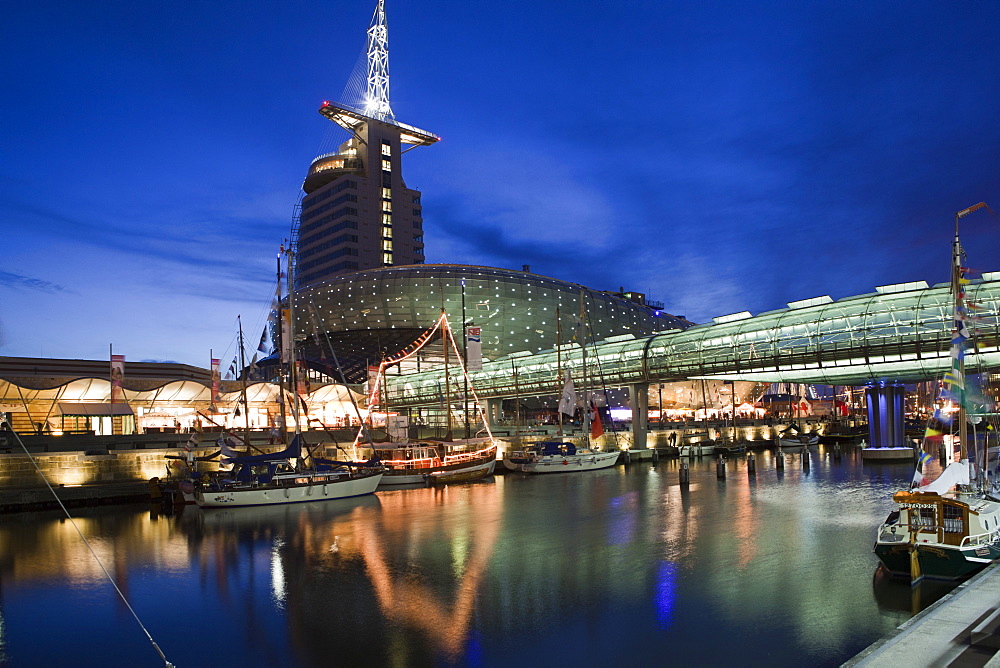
left=0, top=446, right=957, bottom=666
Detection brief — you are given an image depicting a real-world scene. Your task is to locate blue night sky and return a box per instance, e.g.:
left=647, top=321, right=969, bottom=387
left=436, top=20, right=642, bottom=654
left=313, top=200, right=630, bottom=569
left=2, top=0, right=1000, bottom=368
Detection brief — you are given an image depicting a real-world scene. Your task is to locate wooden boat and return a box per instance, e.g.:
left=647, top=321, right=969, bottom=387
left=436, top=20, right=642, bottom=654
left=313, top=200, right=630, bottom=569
left=429, top=460, right=496, bottom=485
left=365, top=438, right=498, bottom=486
left=502, top=441, right=619, bottom=473
left=356, top=311, right=499, bottom=487
left=874, top=484, right=1000, bottom=581
left=872, top=202, right=1000, bottom=582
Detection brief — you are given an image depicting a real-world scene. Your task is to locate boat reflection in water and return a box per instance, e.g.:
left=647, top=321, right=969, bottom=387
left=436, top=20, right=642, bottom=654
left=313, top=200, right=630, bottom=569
left=176, top=478, right=502, bottom=665
left=0, top=448, right=952, bottom=666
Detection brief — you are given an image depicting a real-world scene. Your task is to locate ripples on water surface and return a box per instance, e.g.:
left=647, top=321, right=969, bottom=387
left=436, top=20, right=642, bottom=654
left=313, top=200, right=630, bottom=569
left=0, top=446, right=958, bottom=666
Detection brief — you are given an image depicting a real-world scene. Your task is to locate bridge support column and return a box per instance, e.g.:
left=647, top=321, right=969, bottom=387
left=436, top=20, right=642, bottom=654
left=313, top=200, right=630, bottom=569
left=865, top=382, right=906, bottom=448
left=628, top=383, right=649, bottom=451
left=486, top=398, right=503, bottom=428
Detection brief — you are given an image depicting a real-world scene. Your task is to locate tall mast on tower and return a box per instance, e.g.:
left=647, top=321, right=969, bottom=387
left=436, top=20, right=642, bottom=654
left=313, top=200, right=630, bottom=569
left=364, top=0, right=393, bottom=121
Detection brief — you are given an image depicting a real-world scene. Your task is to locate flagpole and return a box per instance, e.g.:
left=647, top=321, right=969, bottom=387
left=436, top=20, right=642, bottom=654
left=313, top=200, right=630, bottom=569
left=579, top=291, right=589, bottom=444
left=556, top=306, right=563, bottom=437
left=461, top=279, right=470, bottom=439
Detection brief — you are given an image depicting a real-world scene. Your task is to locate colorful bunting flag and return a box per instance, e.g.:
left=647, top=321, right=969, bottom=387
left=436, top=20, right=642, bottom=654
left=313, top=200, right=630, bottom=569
left=933, top=408, right=954, bottom=426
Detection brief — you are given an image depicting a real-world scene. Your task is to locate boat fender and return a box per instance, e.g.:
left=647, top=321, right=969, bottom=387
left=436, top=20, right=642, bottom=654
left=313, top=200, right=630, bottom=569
left=563, top=460, right=568, bottom=465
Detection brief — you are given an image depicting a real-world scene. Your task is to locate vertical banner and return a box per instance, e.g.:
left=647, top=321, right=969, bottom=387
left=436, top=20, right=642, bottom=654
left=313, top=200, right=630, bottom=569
left=466, top=326, right=482, bottom=372
left=280, top=307, right=293, bottom=364
left=367, top=365, right=381, bottom=410
left=298, top=361, right=311, bottom=398
left=110, top=355, right=125, bottom=404
left=558, top=370, right=577, bottom=417
left=211, top=358, right=221, bottom=403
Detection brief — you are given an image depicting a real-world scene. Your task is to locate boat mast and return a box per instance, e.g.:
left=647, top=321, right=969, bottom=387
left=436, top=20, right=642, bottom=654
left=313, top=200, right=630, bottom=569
left=953, top=210, right=967, bottom=462
left=237, top=315, right=251, bottom=450
left=442, top=309, right=452, bottom=440
left=285, top=245, right=302, bottom=437
left=952, top=202, right=991, bottom=469
left=461, top=279, right=470, bottom=439
left=274, top=251, right=289, bottom=443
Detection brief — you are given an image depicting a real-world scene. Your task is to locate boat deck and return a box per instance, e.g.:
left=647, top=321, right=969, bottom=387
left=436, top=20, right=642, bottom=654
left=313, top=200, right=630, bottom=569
left=847, top=564, right=1000, bottom=666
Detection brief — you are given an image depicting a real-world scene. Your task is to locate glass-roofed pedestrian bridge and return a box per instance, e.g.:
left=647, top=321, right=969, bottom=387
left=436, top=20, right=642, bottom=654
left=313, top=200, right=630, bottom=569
left=385, top=276, right=1000, bottom=407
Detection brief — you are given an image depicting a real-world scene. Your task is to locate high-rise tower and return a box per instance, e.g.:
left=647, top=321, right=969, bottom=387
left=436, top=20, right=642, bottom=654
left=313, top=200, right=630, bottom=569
left=294, top=0, right=439, bottom=288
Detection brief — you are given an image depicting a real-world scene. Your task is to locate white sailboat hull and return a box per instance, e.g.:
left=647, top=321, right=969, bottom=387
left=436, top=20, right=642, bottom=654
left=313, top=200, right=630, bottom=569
left=195, top=472, right=383, bottom=508
left=503, top=449, right=620, bottom=473
left=679, top=443, right=716, bottom=457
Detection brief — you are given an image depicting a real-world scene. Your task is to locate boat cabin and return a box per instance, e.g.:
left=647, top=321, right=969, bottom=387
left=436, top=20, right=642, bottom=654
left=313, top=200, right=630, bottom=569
left=891, top=491, right=970, bottom=545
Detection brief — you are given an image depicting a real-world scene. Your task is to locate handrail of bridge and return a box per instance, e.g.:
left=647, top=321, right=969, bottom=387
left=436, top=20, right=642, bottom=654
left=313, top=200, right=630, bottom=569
left=384, top=278, right=1000, bottom=407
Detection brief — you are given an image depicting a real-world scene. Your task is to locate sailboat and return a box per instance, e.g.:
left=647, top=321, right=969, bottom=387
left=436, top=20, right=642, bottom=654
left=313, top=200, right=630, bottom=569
left=873, top=203, right=1000, bottom=582
left=195, top=245, right=384, bottom=507
left=502, top=297, right=620, bottom=473
left=354, top=310, right=499, bottom=486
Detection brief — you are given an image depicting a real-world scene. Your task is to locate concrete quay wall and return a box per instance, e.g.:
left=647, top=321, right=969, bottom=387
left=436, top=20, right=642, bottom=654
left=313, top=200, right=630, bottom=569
left=0, top=447, right=206, bottom=489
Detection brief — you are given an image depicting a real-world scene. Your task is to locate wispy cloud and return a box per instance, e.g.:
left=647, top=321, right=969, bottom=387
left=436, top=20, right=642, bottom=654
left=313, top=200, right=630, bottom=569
left=0, top=271, right=69, bottom=294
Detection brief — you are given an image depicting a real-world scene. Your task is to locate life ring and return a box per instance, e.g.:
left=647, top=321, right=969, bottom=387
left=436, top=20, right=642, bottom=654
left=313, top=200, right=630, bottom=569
left=432, top=457, right=442, bottom=467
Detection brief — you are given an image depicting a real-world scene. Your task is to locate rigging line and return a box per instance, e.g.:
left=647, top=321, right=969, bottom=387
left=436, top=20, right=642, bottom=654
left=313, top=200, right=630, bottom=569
left=306, top=299, right=374, bottom=450
left=2, top=421, right=174, bottom=668
left=442, top=316, right=494, bottom=440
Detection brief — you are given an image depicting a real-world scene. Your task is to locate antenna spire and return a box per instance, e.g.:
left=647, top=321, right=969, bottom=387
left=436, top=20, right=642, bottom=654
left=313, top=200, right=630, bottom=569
left=365, top=0, right=393, bottom=121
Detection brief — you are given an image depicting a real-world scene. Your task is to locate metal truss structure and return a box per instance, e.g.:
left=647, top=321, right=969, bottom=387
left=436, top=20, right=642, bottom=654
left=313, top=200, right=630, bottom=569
left=364, top=0, right=393, bottom=121
left=386, top=277, right=1000, bottom=405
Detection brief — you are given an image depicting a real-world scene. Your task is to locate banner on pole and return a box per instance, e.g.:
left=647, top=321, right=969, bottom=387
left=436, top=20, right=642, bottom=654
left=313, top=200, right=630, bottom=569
left=211, top=358, right=221, bottom=403
left=368, top=366, right=381, bottom=409
left=466, top=326, right=482, bottom=371
left=110, top=355, right=125, bottom=404
left=280, top=308, right=293, bottom=364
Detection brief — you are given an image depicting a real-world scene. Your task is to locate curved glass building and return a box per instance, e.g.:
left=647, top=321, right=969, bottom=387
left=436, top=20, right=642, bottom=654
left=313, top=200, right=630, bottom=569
left=294, top=264, right=689, bottom=383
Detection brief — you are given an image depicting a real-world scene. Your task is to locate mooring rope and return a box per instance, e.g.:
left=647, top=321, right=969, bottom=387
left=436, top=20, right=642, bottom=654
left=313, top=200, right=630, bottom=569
left=2, top=421, right=174, bottom=667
